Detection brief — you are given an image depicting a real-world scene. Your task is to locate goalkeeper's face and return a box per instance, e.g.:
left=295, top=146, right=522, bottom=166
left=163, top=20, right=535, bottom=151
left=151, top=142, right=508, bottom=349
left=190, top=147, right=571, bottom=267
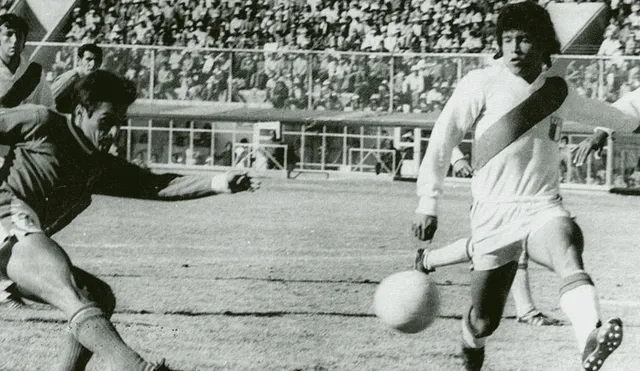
left=75, top=101, right=126, bottom=152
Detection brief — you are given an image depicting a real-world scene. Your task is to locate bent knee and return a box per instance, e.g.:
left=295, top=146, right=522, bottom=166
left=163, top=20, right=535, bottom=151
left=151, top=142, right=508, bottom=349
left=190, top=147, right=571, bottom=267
left=72, top=268, right=116, bottom=316
left=531, top=217, right=584, bottom=254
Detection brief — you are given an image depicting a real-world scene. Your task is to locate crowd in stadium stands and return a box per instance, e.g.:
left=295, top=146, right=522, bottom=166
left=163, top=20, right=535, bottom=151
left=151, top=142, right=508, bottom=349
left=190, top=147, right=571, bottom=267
left=59, top=0, right=513, bottom=109
left=49, top=0, right=631, bottom=111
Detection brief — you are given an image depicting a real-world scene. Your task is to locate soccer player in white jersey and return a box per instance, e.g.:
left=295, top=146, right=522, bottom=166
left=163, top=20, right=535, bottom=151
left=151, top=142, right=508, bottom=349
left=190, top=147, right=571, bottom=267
left=448, top=148, right=561, bottom=326
left=412, top=2, right=640, bottom=370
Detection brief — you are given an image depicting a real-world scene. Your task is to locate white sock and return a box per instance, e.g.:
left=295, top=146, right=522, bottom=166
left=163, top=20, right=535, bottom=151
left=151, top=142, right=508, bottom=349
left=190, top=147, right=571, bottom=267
left=461, top=308, right=486, bottom=349
left=511, top=268, right=537, bottom=318
left=425, top=238, right=471, bottom=270
left=559, top=284, right=601, bottom=351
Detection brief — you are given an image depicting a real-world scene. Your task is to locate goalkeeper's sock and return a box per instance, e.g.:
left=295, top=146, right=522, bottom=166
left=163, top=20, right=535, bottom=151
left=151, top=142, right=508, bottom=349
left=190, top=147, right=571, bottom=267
left=57, top=333, right=92, bottom=371
left=68, top=305, right=154, bottom=371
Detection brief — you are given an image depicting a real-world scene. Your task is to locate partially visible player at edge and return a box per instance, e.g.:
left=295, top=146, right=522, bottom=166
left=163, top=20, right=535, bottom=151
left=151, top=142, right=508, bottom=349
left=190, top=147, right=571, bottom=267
left=412, top=2, right=640, bottom=371
left=0, top=70, right=259, bottom=371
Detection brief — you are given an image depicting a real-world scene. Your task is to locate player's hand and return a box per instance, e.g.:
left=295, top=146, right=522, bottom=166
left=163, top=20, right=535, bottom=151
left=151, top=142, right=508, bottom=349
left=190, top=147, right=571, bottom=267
left=452, top=158, right=473, bottom=178
left=212, top=170, right=261, bottom=194
left=412, top=213, right=438, bottom=241
left=0, top=63, right=42, bottom=108
left=572, top=130, right=609, bottom=166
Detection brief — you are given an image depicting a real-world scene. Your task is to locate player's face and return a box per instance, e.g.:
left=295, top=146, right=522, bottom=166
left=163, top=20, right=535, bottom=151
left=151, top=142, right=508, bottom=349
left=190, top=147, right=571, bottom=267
left=76, top=101, right=126, bottom=152
left=0, top=24, right=25, bottom=62
left=501, top=29, right=544, bottom=82
left=79, top=51, right=99, bottom=75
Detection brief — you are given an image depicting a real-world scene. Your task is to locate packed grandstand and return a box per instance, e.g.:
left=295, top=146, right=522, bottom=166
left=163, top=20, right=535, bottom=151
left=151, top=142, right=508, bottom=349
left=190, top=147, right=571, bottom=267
left=19, top=0, right=633, bottom=115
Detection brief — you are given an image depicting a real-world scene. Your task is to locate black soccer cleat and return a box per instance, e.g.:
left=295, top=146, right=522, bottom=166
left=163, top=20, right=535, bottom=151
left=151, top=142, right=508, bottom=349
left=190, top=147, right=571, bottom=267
left=461, top=345, right=485, bottom=371
left=582, top=318, right=623, bottom=371
left=414, top=248, right=435, bottom=274
left=516, top=311, right=563, bottom=326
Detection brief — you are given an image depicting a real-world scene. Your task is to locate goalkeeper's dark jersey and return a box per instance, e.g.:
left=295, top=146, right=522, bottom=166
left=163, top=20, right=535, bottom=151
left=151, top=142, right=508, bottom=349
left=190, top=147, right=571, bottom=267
left=0, top=104, right=215, bottom=235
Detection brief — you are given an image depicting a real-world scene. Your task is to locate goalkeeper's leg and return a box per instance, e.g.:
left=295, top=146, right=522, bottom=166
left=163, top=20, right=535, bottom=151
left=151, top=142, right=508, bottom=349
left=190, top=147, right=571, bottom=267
left=6, top=233, right=165, bottom=371
left=57, top=267, right=117, bottom=371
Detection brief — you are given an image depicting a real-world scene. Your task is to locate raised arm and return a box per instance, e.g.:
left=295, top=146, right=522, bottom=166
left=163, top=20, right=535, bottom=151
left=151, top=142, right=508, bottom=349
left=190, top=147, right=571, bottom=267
left=568, top=88, right=640, bottom=165
left=563, top=88, right=640, bottom=133
left=94, top=154, right=259, bottom=200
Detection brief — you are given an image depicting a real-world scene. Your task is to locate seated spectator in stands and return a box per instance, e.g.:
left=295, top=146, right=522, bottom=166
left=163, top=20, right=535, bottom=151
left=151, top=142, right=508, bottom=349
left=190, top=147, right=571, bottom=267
left=403, top=65, right=425, bottom=110
left=52, top=42, right=74, bottom=78
left=366, top=93, right=384, bottom=111
left=343, top=94, right=361, bottom=111
left=425, top=82, right=444, bottom=110
left=460, top=30, right=483, bottom=52
left=288, top=78, right=307, bottom=110
left=51, top=43, right=103, bottom=113
left=624, top=32, right=637, bottom=55
left=598, top=29, right=622, bottom=56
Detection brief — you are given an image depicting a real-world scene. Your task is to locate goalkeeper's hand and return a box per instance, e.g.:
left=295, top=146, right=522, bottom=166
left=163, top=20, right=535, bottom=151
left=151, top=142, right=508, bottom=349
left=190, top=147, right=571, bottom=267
left=211, top=169, right=261, bottom=194
left=0, top=63, right=42, bottom=108
left=572, top=130, right=609, bottom=166
left=412, top=213, right=438, bottom=242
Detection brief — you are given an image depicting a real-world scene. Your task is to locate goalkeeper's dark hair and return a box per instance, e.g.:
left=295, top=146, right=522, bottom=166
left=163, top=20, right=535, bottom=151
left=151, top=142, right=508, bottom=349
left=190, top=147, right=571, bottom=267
left=78, top=43, right=103, bottom=66
left=0, top=14, right=29, bottom=38
left=493, top=1, right=560, bottom=67
left=72, top=70, right=137, bottom=115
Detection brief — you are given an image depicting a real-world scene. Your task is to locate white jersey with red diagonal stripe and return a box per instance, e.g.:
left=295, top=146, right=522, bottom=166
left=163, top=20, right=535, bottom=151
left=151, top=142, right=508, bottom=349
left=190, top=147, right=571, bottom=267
left=416, top=61, right=640, bottom=216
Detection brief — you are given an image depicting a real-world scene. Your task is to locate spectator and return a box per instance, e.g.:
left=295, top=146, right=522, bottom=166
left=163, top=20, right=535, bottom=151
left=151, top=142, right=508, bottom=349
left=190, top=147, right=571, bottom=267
left=598, top=29, right=622, bottom=56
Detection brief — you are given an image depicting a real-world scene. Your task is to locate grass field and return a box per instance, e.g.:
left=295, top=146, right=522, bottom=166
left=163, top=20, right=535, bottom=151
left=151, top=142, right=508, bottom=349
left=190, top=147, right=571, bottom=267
left=1, top=177, right=640, bottom=371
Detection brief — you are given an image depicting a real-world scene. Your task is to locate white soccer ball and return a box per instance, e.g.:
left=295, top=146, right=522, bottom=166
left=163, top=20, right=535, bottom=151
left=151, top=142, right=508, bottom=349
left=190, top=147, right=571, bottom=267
left=373, top=270, right=440, bottom=334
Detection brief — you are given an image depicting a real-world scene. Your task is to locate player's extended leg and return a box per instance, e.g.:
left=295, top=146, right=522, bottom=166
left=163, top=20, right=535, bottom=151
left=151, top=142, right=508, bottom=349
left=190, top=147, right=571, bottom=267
left=416, top=238, right=471, bottom=273
left=57, top=267, right=117, bottom=371
left=527, top=217, right=622, bottom=371
left=4, top=233, right=164, bottom=371
left=461, top=261, right=518, bottom=371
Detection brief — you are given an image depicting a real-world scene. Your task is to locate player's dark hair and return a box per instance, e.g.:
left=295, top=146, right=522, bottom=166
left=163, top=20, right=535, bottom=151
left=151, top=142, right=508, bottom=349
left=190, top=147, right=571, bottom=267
left=494, top=2, right=561, bottom=67
left=72, top=70, right=137, bottom=115
left=0, top=14, right=29, bottom=38
left=78, top=43, right=103, bottom=66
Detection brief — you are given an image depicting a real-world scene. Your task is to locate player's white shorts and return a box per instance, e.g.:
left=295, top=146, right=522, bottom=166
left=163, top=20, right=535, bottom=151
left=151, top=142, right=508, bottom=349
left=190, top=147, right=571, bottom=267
left=469, top=195, right=570, bottom=271
left=0, top=192, right=44, bottom=293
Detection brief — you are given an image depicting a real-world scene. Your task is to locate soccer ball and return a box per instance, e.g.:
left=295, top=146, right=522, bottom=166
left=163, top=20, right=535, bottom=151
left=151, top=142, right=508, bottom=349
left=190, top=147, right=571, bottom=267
left=373, top=270, right=440, bottom=334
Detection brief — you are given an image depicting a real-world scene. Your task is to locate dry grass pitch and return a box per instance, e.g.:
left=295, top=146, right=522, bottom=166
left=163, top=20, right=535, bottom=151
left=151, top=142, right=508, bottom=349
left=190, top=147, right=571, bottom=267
left=1, top=177, right=640, bottom=371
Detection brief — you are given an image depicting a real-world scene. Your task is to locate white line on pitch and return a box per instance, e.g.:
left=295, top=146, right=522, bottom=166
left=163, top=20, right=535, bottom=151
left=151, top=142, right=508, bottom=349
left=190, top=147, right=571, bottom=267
left=601, top=299, right=640, bottom=307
